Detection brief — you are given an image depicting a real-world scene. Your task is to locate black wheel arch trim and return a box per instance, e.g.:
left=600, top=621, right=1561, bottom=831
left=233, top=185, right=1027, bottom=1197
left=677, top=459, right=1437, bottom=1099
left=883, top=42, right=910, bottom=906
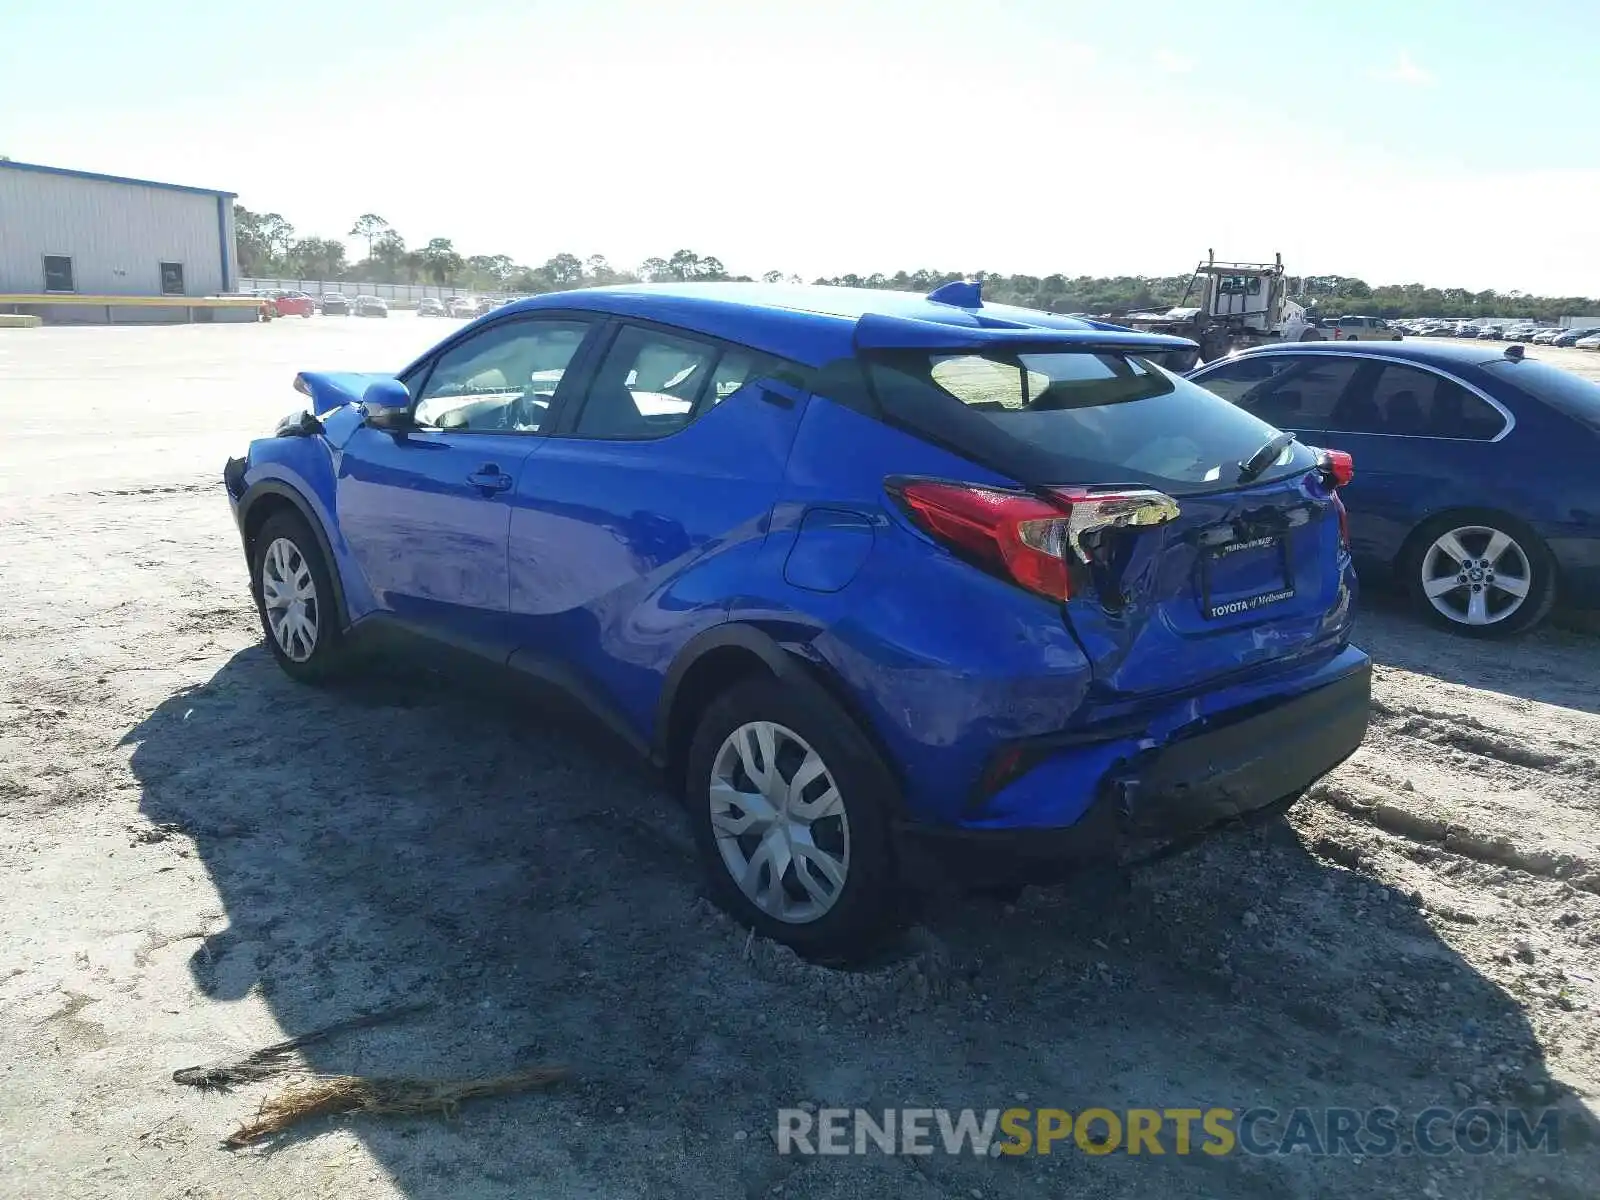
left=237, top=479, right=351, bottom=629
left=654, top=623, right=908, bottom=815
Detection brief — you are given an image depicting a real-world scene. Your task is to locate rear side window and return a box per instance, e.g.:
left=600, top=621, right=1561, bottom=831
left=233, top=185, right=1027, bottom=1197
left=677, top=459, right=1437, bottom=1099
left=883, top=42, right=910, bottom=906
left=868, top=350, right=1318, bottom=492
left=573, top=325, right=719, bottom=439
left=1484, top=358, right=1600, bottom=433
left=1353, top=363, right=1506, bottom=439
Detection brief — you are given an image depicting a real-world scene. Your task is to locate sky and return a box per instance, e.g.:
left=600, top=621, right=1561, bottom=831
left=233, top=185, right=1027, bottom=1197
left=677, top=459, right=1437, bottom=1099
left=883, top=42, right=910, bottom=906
left=2, top=0, right=1597, bottom=294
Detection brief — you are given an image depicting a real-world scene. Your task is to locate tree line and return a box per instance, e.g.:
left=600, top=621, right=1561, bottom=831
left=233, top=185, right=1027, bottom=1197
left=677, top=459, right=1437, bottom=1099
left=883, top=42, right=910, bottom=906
left=234, top=205, right=1598, bottom=319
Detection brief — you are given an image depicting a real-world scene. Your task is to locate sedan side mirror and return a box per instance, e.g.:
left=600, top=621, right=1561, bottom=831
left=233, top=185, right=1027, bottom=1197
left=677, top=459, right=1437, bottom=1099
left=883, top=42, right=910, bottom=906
left=362, top=378, right=412, bottom=430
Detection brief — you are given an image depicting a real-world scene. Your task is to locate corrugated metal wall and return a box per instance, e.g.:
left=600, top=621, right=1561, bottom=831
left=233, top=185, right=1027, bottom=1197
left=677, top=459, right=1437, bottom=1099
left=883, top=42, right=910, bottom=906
left=0, top=169, right=228, bottom=296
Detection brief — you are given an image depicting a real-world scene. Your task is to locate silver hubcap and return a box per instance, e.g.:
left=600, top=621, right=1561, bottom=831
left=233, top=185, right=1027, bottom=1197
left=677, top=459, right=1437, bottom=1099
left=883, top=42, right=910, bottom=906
left=709, top=721, right=850, bottom=925
left=260, top=537, right=319, bottom=661
left=1420, top=525, right=1533, bottom=627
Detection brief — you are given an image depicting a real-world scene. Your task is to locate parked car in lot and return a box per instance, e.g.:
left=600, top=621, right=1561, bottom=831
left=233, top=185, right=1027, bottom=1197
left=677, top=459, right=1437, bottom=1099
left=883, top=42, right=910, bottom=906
left=1553, top=327, right=1600, bottom=347
left=417, top=297, right=447, bottom=317
left=473, top=296, right=498, bottom=317
left=270, top=290, right=316, bottom=318
left=1313, top=315, right=1402, bottom=342
left=1531, top=328, right=1565, bottom=345
left=1191, top=341, right=1600, bottom=636
left=447, top=297, right=476, bottom=318
left=320, top=292, right=350, bottom=316
left=223, top=282, right=1371, bottom=958
left=1578, top=333, right=1600, bottom=351
left=353, top=295, right=389, bottom=318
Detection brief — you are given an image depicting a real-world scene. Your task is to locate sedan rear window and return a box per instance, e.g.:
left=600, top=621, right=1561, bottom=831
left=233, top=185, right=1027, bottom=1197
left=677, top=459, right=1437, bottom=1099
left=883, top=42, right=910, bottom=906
left=868, top=350, right=1318, bottom=492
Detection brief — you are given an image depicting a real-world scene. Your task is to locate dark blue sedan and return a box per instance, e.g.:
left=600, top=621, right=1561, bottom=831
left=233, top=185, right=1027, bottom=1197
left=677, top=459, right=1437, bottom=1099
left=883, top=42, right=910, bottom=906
left=1190, top=341, right=1600, bottom=636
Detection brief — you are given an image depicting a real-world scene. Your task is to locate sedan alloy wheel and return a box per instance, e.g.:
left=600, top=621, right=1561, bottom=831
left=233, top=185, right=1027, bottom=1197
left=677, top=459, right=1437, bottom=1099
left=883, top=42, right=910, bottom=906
left=1419, top=525, right=1533, bottom=628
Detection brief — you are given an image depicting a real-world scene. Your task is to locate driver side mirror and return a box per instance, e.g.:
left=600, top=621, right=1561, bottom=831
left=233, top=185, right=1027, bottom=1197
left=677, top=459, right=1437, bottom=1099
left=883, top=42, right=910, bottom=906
left=362, top=378, right=412, bottom=430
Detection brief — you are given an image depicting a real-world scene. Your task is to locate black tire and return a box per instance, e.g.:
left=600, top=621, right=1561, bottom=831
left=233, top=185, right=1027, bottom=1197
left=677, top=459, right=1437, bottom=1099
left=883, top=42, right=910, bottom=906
left=1298, top=327, right=1321, bottom=342
left=1400, top=510, right=1556, bottom=638
left=685, top=676, right=903, bottom=963
left=1197, top=329, right=1232, bottom=363
left=249, top=511, right=351, bottom=682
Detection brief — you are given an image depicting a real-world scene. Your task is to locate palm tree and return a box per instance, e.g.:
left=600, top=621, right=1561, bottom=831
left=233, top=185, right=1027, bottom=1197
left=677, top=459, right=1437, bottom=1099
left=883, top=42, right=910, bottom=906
left=348, top=214, right=391, bottom=261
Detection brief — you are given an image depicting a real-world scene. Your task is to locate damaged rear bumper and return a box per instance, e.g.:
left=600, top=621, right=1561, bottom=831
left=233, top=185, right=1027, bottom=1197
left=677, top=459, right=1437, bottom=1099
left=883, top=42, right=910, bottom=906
left=894, top=651, right=1371, bottom=886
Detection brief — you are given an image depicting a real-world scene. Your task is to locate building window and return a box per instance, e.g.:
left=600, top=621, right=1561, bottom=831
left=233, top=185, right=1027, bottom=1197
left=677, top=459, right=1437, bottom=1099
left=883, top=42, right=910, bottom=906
left=160, top=262, right=185, bottom=296
left=43, top=255, right=74, bottom=293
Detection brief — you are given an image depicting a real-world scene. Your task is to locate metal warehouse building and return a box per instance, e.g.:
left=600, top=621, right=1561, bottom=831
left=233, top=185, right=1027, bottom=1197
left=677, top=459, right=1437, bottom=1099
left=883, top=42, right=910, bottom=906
left=0, top=159, right=256, bottom=323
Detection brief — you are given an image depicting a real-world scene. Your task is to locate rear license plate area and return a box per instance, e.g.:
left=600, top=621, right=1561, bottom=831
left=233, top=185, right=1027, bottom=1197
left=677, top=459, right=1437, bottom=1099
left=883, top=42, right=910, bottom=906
left=1201, top=535, right=1294, bottom=619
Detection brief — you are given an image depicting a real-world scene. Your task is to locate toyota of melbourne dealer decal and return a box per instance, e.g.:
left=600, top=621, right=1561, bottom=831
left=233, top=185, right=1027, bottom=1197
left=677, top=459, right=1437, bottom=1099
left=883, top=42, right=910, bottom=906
left=1207, top=588, right=1297, bottom=619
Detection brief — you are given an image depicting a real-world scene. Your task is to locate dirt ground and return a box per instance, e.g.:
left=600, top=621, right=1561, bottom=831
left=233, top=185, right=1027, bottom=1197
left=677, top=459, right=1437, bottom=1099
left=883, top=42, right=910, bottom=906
left=2, top=321, right=1598, bottom=1199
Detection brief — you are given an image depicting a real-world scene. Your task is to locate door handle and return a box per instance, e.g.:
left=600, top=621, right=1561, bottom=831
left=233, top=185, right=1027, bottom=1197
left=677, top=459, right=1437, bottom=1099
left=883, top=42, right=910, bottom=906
left=466, top=464, right=514, bottom=494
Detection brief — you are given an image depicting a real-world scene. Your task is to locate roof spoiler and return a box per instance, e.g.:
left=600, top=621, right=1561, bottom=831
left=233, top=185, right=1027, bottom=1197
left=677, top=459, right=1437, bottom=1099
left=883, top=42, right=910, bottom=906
left=852, top=312, right=1198, bottom=354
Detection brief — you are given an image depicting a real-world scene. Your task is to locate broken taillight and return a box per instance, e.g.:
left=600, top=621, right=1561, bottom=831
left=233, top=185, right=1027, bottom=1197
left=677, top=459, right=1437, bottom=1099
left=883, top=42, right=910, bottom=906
left=886, top=479, right=1181, bottom=602
left=1311, top=448, right=1354, bottom=549
left=1318, top=448, right=1354, bottom=489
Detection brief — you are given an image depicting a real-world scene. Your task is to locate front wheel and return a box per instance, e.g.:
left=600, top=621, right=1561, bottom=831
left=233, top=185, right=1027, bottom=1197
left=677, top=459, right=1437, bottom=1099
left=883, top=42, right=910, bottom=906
left=1198, top=330, right=1233, bottom=363
left=1403, top=514, right=1556, bottom=637
left=250, top=511, right=351, bottom=681
left=685, top=677, right=902, bottom=962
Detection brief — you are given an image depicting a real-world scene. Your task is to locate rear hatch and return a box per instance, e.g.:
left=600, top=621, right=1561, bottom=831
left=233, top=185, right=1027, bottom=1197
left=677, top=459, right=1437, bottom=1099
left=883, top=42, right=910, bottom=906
left=864, top=325, right=1349, bottom=700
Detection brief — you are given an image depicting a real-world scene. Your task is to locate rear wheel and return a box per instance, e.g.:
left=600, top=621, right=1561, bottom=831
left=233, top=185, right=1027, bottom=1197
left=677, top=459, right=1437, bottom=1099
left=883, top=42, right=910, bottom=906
left=250, top=511, right=351, bottom=681
left=1403, top=513, right=1555, bottom=637
left=685, top=677, right=902, bottom=963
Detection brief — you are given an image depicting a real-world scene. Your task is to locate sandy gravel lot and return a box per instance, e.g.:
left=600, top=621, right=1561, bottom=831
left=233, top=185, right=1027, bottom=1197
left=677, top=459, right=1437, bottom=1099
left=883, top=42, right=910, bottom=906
left=1, top=321, right=1598, bottom=1199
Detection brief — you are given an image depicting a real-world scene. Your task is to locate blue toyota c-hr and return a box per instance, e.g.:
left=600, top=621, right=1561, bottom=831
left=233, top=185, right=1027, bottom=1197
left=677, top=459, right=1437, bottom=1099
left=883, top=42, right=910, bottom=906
left=224, top=282, right=1371, bottom=960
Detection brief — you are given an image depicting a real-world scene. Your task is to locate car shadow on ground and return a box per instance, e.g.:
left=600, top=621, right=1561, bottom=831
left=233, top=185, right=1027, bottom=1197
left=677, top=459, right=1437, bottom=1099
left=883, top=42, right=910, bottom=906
left=125, top=648, right=1589, bottom=1199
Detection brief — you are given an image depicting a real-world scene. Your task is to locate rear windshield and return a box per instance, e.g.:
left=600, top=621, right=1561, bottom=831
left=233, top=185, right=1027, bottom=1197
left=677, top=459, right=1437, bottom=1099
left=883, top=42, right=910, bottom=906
left=867, top=350, right=1317, bottom=492
left=1483, top=358, right=1600, bottom=431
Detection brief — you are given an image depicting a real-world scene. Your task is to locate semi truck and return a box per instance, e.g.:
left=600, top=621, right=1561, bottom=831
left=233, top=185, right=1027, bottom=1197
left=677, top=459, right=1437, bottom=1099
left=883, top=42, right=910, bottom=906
left=1114, top=251, right=1318, bottom=363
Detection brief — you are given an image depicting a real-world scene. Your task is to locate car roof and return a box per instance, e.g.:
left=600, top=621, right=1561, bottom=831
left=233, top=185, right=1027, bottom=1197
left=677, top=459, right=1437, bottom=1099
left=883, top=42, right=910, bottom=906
left=496, top=282, right=1193, bottom=367
left=1223, top=339, right=1523, bottom=372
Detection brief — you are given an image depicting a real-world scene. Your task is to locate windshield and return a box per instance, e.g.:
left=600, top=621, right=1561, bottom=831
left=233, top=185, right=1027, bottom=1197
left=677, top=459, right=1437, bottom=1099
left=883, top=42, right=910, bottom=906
left=1483, top=359, right=1600, bottom=431
left=867, top=349, right=1317, bottom=492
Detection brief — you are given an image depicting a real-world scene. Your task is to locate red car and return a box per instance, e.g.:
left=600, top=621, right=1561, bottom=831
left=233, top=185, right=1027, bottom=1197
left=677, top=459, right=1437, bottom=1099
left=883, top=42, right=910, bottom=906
left=269, top=290, right=316, bottom=318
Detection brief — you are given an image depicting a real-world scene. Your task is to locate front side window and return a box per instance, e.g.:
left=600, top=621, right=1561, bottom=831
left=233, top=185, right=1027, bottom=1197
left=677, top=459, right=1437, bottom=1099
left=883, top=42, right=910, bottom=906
left=871, top=349, right=1319, bottom=491
left=414, top=318, right=593, bottom=433
left=1194, top=354, right=1361, bottom=429
left=572, top=325, right=719, bottom=439
left=43, top=255, right=74, bottom=292
left=708, top=349, right=781, bottom=406
left=160, top=262, right=185, bottom=296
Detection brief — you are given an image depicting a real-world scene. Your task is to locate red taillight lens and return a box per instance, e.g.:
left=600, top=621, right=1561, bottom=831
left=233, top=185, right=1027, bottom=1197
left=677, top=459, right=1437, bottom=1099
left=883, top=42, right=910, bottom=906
left=887, top=479, right=1181, bottom=603
left=1319, top=448, right=1354, bottom=488
left=889, top=480, right=1073, bottom=600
